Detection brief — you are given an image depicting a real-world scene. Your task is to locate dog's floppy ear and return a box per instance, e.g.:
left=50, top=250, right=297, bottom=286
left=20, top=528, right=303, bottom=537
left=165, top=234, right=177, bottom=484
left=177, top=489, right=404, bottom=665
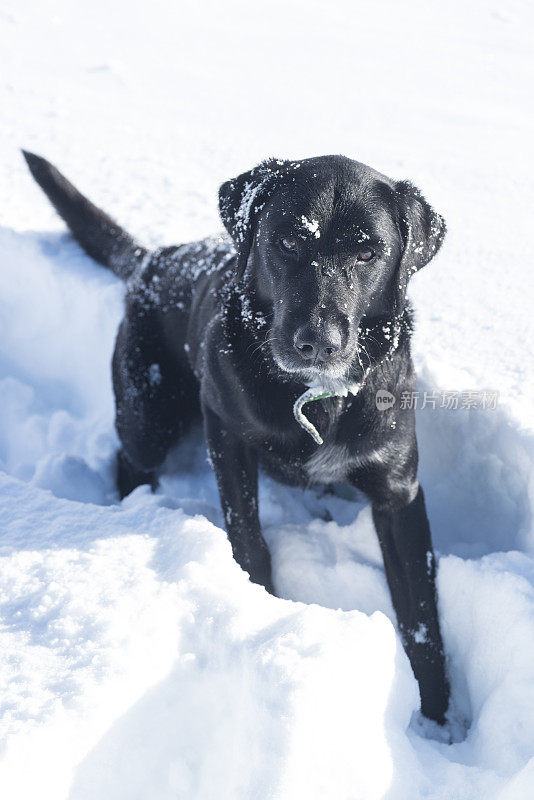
left=393, top=179, right=446, bottom=312
left=219, top=159, right=291, bottom=280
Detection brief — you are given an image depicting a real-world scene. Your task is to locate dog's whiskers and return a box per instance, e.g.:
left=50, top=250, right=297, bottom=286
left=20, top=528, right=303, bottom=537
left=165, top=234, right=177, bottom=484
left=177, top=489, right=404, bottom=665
left=249, top=335, right=279, bottom=360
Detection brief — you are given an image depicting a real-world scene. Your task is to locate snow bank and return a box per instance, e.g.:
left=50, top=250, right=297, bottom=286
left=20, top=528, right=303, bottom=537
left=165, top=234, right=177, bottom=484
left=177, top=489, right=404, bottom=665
left=0, top=473, right=416, bottom=800
left=2, top=0, right=534, bottom=797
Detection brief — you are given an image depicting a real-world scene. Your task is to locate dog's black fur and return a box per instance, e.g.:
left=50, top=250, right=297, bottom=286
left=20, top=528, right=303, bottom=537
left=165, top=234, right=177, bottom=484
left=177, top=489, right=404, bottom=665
left=23, top=151, right=450, bottom=724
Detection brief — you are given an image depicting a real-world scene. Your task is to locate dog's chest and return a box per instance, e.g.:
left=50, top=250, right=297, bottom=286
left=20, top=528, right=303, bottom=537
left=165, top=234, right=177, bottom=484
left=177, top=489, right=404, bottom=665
left=304, top=442, right=352, bottom=483
left=260, top=394, right=376, bottom=487
left=304, top=439, right=383, bottom=484
left=301, top=397, right=363, bottom=484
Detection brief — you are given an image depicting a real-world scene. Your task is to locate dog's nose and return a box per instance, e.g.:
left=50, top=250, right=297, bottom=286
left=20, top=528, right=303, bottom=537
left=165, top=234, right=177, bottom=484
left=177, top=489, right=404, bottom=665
left=293, top=324, right=342, bottom=363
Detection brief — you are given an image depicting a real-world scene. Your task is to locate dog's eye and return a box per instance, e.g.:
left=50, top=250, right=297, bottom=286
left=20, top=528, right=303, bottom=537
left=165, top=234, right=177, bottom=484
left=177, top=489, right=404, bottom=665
left=280, top=236, right=297, bottom=252
left=356, top=249, right=375, bottom=262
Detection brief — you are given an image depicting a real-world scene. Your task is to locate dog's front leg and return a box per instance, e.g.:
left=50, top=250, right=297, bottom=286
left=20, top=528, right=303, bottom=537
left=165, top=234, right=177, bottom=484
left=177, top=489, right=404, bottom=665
left=374, top=484, right=449, bottom=723
left=203, top=405, right=274, bottom=594
left=357, top=463, right=450, bottom=723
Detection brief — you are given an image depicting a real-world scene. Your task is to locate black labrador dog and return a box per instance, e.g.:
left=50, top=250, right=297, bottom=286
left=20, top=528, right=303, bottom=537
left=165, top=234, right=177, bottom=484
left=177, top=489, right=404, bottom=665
left=23, top=151, right=450, bottom=724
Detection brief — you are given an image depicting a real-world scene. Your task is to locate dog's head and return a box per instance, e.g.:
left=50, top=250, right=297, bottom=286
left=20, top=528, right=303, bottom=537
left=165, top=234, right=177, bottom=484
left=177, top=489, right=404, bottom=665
left=219, top=155, right=445, bottom=387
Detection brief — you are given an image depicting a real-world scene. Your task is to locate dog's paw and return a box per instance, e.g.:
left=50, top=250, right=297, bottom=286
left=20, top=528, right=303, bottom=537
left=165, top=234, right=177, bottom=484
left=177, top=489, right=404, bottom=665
left=410, top=708, right=470, bottom=744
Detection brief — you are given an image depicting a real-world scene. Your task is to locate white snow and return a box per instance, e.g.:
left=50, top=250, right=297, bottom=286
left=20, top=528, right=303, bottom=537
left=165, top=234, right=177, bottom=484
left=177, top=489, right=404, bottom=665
left=301, top=215, right=321, bottom=238
left=1, top=0, right=534, bottom=798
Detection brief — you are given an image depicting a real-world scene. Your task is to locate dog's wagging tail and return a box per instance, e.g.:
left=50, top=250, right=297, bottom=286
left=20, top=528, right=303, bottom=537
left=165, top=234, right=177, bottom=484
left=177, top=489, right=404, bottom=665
left=23, top=149, right=450, bottom=725
left=22, top=150, right=147, bottom=280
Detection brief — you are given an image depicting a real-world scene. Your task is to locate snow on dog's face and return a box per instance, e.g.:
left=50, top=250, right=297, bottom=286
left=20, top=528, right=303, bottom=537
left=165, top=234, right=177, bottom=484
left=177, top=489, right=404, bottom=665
left=219, top=156, right=445, bottom=384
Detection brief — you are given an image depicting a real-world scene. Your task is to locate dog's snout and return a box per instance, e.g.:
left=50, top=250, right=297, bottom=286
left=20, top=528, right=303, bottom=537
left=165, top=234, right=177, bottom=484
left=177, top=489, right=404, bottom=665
left=293, top=324, right=342, bottom=364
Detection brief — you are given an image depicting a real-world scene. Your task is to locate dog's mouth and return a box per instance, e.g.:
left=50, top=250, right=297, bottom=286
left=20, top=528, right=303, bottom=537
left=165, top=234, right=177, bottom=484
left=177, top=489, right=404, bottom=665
left=271, top=348, right=357, bottom=391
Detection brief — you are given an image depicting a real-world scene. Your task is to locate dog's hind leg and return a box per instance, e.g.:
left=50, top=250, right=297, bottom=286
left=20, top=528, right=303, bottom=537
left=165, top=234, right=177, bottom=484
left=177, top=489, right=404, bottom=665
left=112, top=314, right=199, bottom=499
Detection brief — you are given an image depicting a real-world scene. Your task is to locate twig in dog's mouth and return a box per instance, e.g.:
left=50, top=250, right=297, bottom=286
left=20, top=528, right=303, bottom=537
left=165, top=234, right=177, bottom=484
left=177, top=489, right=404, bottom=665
left=293, top=383, right=362, bottom=445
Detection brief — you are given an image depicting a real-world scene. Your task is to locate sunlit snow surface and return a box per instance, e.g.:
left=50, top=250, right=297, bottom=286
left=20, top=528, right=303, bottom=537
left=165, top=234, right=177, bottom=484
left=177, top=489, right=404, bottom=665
left=1, top=0, right=534, bottom=798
